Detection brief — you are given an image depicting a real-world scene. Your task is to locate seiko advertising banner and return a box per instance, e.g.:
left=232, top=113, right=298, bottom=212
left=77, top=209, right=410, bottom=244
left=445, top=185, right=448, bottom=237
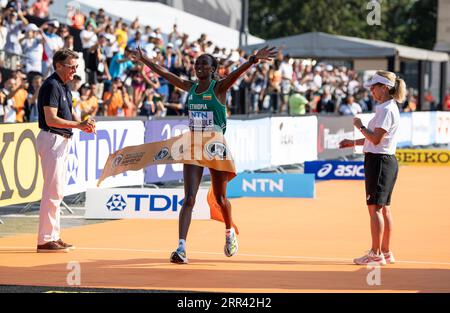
left=0, top=123, right=43, bottom=206
left=64, top=121, right=145, bottom=195
left=412, top=112, right=435, bottom=146
left=225, top=118, right=272, bottom=172
left=270, top=116, right=318, bottom=166
left=435, top=112, right=450, bottom=144
left=227, top=173, right=315, bottom=198
left=85, top=188, right=210, bottom=219
left=317, top=116, right=354, bottom=160
left=396, top=149, right=450, bottom=166
left=304, top=160, right=365, bottom=180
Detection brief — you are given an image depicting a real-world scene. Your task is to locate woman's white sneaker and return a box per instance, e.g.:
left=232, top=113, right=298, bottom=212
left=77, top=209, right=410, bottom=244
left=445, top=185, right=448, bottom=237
left=353, top=250, right=387, bottom=266
left=383, top=251, right=395, bottom=264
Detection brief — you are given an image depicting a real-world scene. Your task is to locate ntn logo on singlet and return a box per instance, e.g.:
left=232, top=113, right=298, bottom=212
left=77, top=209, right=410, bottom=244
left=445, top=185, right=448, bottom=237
left=189, top=111, right=214, bottom=130
left=190, top=111, right=211, bottom=119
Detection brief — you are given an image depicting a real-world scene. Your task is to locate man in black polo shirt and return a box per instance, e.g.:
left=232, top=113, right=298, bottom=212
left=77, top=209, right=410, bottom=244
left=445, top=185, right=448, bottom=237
left=36, top=48, right=96, bottom=253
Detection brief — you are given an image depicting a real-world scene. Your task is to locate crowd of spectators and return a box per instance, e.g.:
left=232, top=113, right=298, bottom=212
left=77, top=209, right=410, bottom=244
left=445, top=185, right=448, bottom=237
left=0, top=0, right=446, bottom=124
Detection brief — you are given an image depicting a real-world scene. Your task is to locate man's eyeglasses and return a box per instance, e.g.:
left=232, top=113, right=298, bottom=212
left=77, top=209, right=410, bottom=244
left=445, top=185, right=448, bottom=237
left=61, top=63, right=78, bottom=70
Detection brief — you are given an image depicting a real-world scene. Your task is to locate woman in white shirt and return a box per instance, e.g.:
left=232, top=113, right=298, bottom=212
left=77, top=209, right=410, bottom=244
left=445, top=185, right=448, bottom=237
left=339, top=70, right=406, bottom=266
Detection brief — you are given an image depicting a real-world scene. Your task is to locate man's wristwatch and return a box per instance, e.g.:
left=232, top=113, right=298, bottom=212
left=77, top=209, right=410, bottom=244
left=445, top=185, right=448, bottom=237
left=360, top=126, right=366, bottom=131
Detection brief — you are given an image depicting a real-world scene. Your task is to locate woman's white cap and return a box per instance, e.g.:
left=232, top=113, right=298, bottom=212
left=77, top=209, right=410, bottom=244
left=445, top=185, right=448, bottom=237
left=364, top=73, right=395, bottom=88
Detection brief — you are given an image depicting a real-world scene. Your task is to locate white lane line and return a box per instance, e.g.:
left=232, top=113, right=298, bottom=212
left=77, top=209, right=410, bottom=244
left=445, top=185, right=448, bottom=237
left=1, top=246, right=450, bottom=266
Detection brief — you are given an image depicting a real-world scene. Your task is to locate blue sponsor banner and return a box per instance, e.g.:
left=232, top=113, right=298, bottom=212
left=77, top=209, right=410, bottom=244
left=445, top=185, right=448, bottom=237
left=144, top=119, right=210, bottom=183
left=304, top=161, right=365, bottom=180
left=227, top=173, right=315, bottom=198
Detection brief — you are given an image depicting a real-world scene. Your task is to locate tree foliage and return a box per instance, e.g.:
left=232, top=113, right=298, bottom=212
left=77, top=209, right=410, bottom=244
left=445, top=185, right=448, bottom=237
left=249, top=0, right=437, bottom=49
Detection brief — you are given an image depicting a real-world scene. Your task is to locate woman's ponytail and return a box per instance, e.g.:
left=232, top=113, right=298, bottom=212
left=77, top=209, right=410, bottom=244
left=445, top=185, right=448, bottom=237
left=390, top=77, right=406, bottom=103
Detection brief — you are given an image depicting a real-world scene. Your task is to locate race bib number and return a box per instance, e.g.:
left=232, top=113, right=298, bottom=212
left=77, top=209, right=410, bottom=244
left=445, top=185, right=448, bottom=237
left=189, top=110, right=214, bottom=131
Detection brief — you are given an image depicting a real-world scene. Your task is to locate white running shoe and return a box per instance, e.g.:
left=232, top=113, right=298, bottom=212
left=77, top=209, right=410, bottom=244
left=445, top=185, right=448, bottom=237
left=224, top=232, right=238, bottom=257
left=383, top=251, right=395, bottom=264
left=353, top=250, right=387, bottom=266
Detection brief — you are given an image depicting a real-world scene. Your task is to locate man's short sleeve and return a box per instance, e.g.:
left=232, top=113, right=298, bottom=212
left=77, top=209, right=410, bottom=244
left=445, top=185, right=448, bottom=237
left=40, top=81, right=60, bottom=108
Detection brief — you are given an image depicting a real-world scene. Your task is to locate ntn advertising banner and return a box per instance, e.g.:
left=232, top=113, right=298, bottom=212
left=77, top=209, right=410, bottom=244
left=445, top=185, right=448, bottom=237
left=304, top=161, right=365, bottom=180
left=270, top=116, right=318, bottom=166
left=227, top=173, right=315, bottom=198
left=435, top=112, right=450, bottom=144
left=144, top=119, right=210, bottom=183
left=64, top=121, right=145, bottom=196
left=317, top=115, right=355, bottom=160
left=0, top=123, right=43, bottom=206
left=412, top=112, right=435, bottom=146
left=396, top=149, right=450, bottom=166
left=225, top=118, right=271, bottom=172
left=85, top=188, right=210, bottom=219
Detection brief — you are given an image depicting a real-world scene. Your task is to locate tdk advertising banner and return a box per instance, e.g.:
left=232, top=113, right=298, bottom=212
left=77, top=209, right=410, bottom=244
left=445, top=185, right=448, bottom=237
left=227, top=173, right=315, bottom=198
left=304, top=161, right=365, bottom=180
left=85, top=188, right=210, bottom=219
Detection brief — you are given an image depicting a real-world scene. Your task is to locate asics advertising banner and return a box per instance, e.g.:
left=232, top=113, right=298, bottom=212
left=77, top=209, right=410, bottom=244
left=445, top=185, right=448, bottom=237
left=304, top=161, right=365, bottom=180
left=85, top=188, right=210, bottom=219
left=227, top=173, right=315, bottom=198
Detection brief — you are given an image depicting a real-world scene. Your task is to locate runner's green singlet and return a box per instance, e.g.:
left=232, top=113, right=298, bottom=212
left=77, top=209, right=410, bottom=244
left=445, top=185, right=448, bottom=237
left=187, top=80, right=227, bottom=134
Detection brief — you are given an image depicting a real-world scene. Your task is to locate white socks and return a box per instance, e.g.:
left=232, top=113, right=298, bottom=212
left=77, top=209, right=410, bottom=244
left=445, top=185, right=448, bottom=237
left=226, top=228, right=235, bottom=237
left=178, top=239, right=186, bottom=251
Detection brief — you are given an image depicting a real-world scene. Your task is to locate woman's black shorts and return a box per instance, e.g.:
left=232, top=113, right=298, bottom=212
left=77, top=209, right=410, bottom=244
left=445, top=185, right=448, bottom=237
left=364, top=153, right=399, bottom=206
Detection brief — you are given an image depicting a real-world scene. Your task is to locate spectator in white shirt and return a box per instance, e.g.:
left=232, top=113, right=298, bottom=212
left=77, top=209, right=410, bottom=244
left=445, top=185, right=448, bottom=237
left=4, top=9, right=28, bottom=55
left=20, top=23, right=43, bottom=74
left=339, top=95, right=362, bottom=116
left=40, top=20, right=63, bottom=77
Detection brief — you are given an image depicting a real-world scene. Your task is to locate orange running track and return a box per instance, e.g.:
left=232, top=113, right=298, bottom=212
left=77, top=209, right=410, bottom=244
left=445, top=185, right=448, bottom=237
left=1, top=166, right=449, bottom=293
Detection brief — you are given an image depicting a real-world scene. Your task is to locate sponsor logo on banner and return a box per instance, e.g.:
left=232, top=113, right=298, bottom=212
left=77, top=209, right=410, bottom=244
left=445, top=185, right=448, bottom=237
left=205, top=142, right=228, bottom=160
left=396, top=149, right=450, bottom=166
left=435, top=112, right=450, bottom=144
left=154, top=147, right=171, bottom=161
left=227, top=173, right=315, bottom=198
left=64, top=121, right=145, bottom=195
left=305, top=161, right=365, bottom=180
left=412, top=112, right=435, bottom=146
left=398, top=113, right=413, bottom=147
left=85, top=188, right=211, bottom=219
left=106, top=194, right=127, bottom=211
left=271, top=116, right=318, bottom=166
left=317, top=116, right=354, bottom=159
left=0, top=123, right=43, bottom=206
left=145, top=119, right=202, bottom=183
left=225, top=118, right=272, bottom=172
